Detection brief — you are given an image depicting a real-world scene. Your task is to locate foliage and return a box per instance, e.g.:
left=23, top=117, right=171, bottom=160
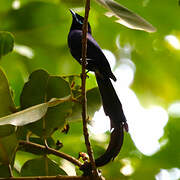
left=0, top=0, right=180, bottom=179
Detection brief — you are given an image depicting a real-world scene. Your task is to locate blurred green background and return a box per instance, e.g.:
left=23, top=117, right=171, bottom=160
left=0, top=0, right=180, bottom=179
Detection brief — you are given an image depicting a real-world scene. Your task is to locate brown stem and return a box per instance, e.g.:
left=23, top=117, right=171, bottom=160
left=19, top=140, right=82, bottom=167
left=8, top=164, right=13, bottom=177
left=81, top=0, right=99, bottom=178
left=0, top=175, right=92, bottom=180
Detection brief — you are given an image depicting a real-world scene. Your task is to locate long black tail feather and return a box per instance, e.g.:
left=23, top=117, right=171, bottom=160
left=95, top=72, right=127, bottom=129
left=94, top=72, right=127, bottom=167
left=95, top=125, right=124, bottom=167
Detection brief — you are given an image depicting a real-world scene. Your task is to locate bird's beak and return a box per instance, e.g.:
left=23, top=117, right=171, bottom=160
left=69, top=9, right=76, bottom=18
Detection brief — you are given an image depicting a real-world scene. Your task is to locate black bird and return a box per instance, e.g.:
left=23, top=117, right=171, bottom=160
left=68, top=10, right=116, bottom=82
left=68, top=10, right=128, bottom=167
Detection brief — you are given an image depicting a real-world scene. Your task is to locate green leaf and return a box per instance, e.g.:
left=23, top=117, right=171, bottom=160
left=0, top=68, right=17, bottom=176
left=68, top=87, right=101, bottom=122
left=0, top=69, right=71, bottom=127
left=0, top=125, right=15, bottom=138
left=12, top=167, right=21, bottom=177
left=0, top=96, right=71, bottom=127
left=0, top=67, right=16, bottom=137
left=0, top=52, right=29, bottom=106
left=0, top=32, right=14, bottom=58
left=0, top=132, right=18, bottom=164
left=0, top=0, right=13, bottom=13
left=52, top=121, right=86, bottom=158
left=0, top=102, right=48, bottom=126
left=20, top=157, right=67, bottom=176
left=0, top=164, right=12, bottom=178
left=20, top=69, right=72, bottom=137
left=0, top=67, right=15, bottom=117
left=14, top=151, right=39, bottom=172
left=95, top=0, right=156, bottom=32
left=87, top=87, right=102, bottom=117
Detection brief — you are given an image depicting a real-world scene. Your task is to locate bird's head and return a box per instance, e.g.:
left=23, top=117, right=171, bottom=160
left=69, top=9, right=92, bottom=34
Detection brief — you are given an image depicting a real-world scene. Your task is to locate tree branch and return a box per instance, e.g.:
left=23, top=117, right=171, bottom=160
left=81, top=0, right=99, bottom=178
left=19, top=141, right=82, bottom=167
left=0, top=175, right=92, bottom=180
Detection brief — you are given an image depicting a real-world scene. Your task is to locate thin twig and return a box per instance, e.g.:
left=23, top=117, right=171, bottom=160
left=0, top=175, right=91, bottom=180
left=81, top=0, right=99, bottom=178
left=8, top=164, right=13, bottom=177
left=19, top=141, right=82, bottom=167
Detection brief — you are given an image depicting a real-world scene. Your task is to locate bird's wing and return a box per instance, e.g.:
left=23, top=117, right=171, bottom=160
left=87, top=34, right=116, bottom=81
left=68, top=30, right=116, bottom=80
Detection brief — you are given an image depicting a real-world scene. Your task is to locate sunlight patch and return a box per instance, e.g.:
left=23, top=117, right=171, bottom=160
left=165, top=35, right=180, bottom=50
left=168, top=101, right=180, bottom=117
left=60, top=159, right=76, bottom=176
left=120, top=158, right=134, bottom=176
left=14, top=44, right=34, bottom=59
left=156, top=168, right=180, bottom=180
left=91, top=107, right=110, bottom=133
left=103, top=49, right=116, bottom=70
left=12, top=0, right=20, bottom=9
